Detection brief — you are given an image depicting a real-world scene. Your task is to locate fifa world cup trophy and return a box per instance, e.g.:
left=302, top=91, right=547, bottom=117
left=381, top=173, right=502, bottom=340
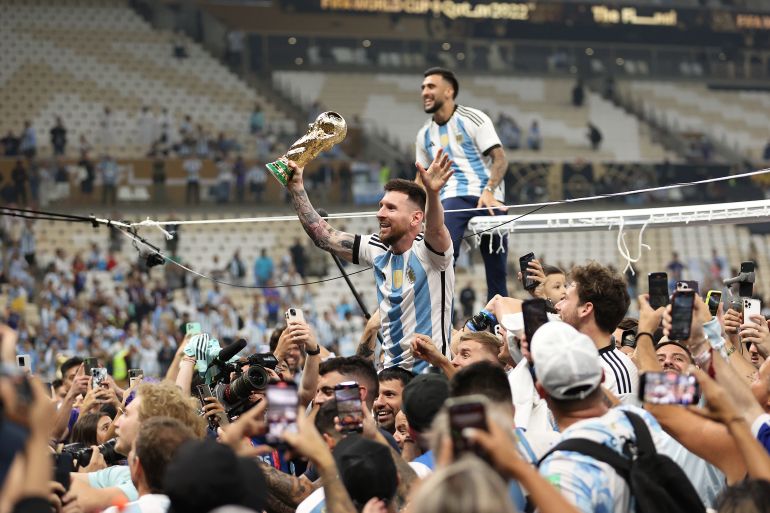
left=265, top=111, right=347, bottom=186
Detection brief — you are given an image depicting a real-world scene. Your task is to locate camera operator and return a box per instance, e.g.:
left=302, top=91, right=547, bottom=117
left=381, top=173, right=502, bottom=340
left=69, top=382, right=205, bottom=512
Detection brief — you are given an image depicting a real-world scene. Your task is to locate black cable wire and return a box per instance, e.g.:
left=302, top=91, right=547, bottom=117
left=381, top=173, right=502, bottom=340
left=0, top=204, right=93, bottom=222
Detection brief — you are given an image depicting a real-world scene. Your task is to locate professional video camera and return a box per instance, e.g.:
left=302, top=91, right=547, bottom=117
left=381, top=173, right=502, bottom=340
left=60, top=439, right=121, bottom=470
left=212, top=352, right=279, bottom=419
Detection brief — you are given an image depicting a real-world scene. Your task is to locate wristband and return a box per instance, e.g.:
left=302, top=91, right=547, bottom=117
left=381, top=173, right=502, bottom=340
left=306, top=345, right=321, bottom=356
left=636, top=332, right=654, bottom=343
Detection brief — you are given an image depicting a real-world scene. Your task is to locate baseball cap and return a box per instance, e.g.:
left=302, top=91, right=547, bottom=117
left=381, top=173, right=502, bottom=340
left=401, top=373, right=449, bottom=432
left=164, top=440, right=266, bottom=513
left=530, top=321, right=602, bottom=400
left=333, top=434, right=398, bottom=507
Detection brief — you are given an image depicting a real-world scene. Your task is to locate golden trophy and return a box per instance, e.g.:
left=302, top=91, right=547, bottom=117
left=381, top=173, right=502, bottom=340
left=265, top=111, right=347, bottom=186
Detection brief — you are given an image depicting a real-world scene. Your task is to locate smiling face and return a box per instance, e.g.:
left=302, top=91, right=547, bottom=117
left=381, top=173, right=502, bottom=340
left=373, top=379, right=405, bottom=432
left=421, top=74, right=453, bottom=114
left=656, top=344, right=691, bottom=374
left=376, top=191, right=421, bottom=246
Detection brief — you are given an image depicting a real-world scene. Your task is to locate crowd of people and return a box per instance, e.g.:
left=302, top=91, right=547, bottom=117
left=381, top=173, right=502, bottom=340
left=3, top=65, right=770, bottom=513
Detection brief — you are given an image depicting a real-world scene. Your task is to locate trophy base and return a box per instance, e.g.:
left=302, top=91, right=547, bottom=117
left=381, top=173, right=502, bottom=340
left=265, top=159, right=292, bottom=187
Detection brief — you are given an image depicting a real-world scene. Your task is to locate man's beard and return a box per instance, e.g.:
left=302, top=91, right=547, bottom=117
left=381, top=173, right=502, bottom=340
left=424, top=97, right=444, bottom=114
left=380, top=225, right=406, bottom=246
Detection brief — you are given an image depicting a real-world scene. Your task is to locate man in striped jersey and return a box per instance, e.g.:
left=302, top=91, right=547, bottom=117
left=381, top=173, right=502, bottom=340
left=416, top=67, right=509, bottom=300
left=555, top=262, right=639, bottom=403
left=285, top=150, right=455, bottom=373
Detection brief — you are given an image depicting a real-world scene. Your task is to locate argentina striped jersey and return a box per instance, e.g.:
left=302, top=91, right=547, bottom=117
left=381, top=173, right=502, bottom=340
left=416, top=105, right=504, bottom=201
left=598, top=345, right=639, bottom=404
left=352, top=233, right=454, bottom=373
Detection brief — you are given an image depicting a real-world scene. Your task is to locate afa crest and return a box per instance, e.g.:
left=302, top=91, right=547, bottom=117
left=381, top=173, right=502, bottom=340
left=406, top=266, right=416, bottom=284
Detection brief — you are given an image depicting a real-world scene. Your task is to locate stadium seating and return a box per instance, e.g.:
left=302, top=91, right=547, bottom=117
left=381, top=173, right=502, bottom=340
left=30, top=210, right=770, bottom=319
left=0, top=0, right=290, bottom=157
left=620, top=80, right=770, bottom=160
left=273, top=71, right=670, bottom=163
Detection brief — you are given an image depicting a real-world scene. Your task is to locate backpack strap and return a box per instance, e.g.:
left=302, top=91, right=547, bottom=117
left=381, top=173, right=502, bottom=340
left=538, top=438, right=632, bottom=482
left=622, top=410, right=657, bottom=457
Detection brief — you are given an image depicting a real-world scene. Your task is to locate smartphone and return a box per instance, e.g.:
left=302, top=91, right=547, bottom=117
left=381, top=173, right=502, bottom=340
left=285, top=308, right=305, bottom=324
left=446, top=395, right=488, bottom=458
left=676, top=280, right=699, bottom=294
left=519, top=253, right=537, bottom=290
left=740, top=261, right=755, bottom=298
left=128, top=369, right=143, bottom=388
left=16, top=354, right=31, bottom=372
left=91, top=367, right=108, bottom=389
left=196, top=383, right=219, bottom=429
left=705, top=290, right=722, bottom=317
left=186, top=322, right=202, bottom=336
left=639, top=371, right=701, bottom=405
left=335, top=381, right=364, bottom=434
left=743, top=298, right=762, bottom=322
left=13, top=371, right=33, bottom=404
left=648, top=272, right=669, bottom=309
left=522, top=298, right=549, bottom=343
left=266, top=382, right=299, bottom=445
left=83, top=357, right=98, bottom=375
left=669, top=290, right=695, bottom=340
left=620, top=329, right=637, bottom=348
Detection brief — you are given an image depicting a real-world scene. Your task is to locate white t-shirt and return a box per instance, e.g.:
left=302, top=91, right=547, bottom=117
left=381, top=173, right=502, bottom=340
left=102, top=493, right=169, bottom=513
left=415, top=105, right=503, bottom=201
left=353, top=233, right=454, bottom=373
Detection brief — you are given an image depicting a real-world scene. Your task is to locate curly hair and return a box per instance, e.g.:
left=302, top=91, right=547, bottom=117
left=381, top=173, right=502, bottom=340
left=136, top=382, right=206, bottom=438
left=571, top=261, right=630, bottom=334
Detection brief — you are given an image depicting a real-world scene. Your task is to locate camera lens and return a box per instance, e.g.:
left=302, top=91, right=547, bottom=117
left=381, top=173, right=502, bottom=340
left=289, top=308, right=296, bottom=316
left=227, top=366, right=269, bottom=403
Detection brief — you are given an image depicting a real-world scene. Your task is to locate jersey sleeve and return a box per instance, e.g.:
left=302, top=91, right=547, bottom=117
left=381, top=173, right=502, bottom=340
left=353, top=234, right=389, bottom=266
left=413, top=237, right=453, bottom=271
left=472, top=110, right=503, bottom=155
left=415, top=126, right=432, bottom=169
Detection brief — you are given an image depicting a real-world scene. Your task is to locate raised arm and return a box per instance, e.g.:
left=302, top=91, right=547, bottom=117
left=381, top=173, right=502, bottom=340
left=286, top=161, right=356, bottom=262
left=415, top=148, right=453, bottom=254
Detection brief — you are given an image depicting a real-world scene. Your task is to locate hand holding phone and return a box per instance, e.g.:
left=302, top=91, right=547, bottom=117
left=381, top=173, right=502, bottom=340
left=743, top=298, right=761, bottom=321
left=519, top=253, right=537, bottom=290
left=91, top=368, right=108, bottom=390
left=705, top=290, right=722, bottom=317
left=522, top=298, right=549, bottom=343
left=639, top=371, right=700, bottom=406
left=335, top=381, right=364, bottom=434
left=128, top=369, right=143, bottom=388
left=446, top=395, right=488, bottom=458
left=266, top=382, right=299, bottom=446
left=285, top=308, right=305, bottom=324
left=669, top=290, right=695, bottom=341
left=648, top=272, right=669, bottom=310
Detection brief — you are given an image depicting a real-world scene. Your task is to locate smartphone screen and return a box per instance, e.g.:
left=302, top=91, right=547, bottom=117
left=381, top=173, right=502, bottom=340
left=91, top=368, right=108, bottom=389
left=447, top=398, right=487, bottom=457
left=522, top=298, right=549, bottom=343
left=266, top=382, right=299, bottom=445
left=706, top=291, right=722, bottom=317
left=640, top=371, right=700, bottom=405
left=335, top=381, right=364, bottom=434
left=285, top=308, right=305, bottom=324
left=648, top=272, right=669, bottom=309
left=669, top=291, right=695, bottom=340
left=740, top=261, right=755, bottom=298
left=128, top=369, right=144, bottom=388
left=186, top=322, right=202, bottom=336
left=519, top=253, right=536, bottom=290
left=83, top=357, right=98, bottom=375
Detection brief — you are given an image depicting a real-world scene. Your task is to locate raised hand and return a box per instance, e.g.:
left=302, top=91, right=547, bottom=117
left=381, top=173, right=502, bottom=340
left=416, top=148, right=454, bottom=194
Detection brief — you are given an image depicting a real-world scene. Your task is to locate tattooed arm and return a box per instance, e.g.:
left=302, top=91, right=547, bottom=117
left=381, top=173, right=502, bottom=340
left=356, top=310, right=380, bottom=361
left=286, top=160, right=356, bottom=262
left=260, top=462, right=318, bottom=507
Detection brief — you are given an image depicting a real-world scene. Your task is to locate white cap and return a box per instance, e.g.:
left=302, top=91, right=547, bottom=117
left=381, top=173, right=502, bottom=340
left=530, top=321, right=602, bottom=401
